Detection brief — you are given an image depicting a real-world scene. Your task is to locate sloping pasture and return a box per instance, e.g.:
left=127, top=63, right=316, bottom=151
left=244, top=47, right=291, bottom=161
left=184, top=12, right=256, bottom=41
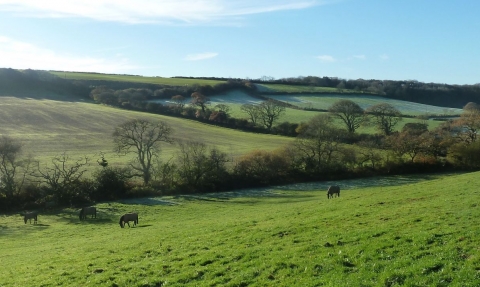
left=1, top=171, right=479, bottom=286
left=48, top=71, right=225, bottom=86
left=205, top=91, right=446, bottom=132
left=0, top=95, right=293, bottom=166
left=267, top=94, right=463, bottom=116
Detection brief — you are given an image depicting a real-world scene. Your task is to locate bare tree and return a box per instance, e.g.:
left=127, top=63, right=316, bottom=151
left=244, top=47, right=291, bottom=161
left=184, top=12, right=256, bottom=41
left=0, top=136, right=23, bottom=198
left=215, top=104, right=231, bottom=115
left=171, top=95, right=186, bottom=110
left=31, top=152, right=89, bottom=202
left=113, top=119, right=173, bottom=185
left=328, top=99, right=364, bottom=133
left=365, top=103, right=402, bottom=135
left=241, top=103, right=261, bottom=125
left=291, top=114, right=344, bottom=173
left=175, top=141, right=229, bottom=192
left=257, top=100, right=286, bottom=131
left=191, top=92, right=210, bottom=113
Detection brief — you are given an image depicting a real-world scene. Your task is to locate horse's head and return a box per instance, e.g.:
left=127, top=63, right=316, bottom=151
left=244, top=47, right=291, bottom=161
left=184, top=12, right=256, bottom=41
left=79, top=209, right=84, bottom=220
left=119, top=215, right=124, bottom=228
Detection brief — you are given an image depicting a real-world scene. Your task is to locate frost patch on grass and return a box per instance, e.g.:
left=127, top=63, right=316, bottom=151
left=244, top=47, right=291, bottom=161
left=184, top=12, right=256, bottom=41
left=119, top=197, right=180, bottom=206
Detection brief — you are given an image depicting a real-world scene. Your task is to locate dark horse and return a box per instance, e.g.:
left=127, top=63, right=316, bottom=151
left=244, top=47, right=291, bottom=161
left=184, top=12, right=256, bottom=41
left=79, top=206, right=97, bottom=220
left=24, top=211, right=38, bottom=224
left=327, top=185, right=340, bottom=199
left=119, top=213, right=138, bottom=228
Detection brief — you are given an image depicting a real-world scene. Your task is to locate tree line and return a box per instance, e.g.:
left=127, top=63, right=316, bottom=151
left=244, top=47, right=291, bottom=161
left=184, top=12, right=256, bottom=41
left=254, top=76, right=480, bottom=109
left=2, top=102, right=480, bottom=211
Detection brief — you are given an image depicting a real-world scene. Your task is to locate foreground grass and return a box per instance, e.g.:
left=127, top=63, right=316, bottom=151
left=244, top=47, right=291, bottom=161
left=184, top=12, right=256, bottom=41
left=1, top=172, right=479, bottom=286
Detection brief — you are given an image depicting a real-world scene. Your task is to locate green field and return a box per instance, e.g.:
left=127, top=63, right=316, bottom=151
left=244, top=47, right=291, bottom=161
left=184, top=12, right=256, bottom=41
left=49, top=71, right=225, bottom=87
left=267, top=94, right=462, bottom=117
left=0, top=95, right=293, bottom=166
left=255, top=84, right=355, bottom=94
left=205, top=91, right=447, bottom=131
left=1, top=171, right=479, bottom=286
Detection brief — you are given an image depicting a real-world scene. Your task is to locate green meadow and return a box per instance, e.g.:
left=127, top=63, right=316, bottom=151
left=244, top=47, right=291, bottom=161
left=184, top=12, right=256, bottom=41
left=1, top=171, right=479, bottom=286
left=0, top=96, right=292, bottom=166
left=49, top=71, right=225, bottom=87
left=255, top=84, right=353, bottom=94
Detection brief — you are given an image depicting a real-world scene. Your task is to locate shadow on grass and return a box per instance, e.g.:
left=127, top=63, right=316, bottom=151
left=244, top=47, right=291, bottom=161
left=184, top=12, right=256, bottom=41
left=136, top=225, right=153, bottom=228
left=52, top=209, right=117, bottom=225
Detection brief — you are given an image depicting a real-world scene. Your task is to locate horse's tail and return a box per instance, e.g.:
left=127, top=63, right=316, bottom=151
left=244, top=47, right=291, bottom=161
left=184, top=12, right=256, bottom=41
left=119, top=215, right=124, bottom=228
left=79, top=209, right=84, bottom=220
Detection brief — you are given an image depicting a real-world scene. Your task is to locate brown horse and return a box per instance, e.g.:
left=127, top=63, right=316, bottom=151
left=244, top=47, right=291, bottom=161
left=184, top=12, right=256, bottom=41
left=327, top=185, right=340, bottom=199
left=79, top=206, right=97, bottom=220
left=119, top=213, right=138, bottom=228
left=24, top=211, right=38, bottom=224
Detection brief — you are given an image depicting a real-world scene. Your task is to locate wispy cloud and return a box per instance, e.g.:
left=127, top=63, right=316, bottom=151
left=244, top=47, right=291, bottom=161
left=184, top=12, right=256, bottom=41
left=316, top=55, right=336, bottom=63
left=353, top=54, right=366, bottom=60
left=0, top=36, right=138, bottom=73
left=184, top=52, right=218, bottom=61
left=0, top=0, right=322, bottom=24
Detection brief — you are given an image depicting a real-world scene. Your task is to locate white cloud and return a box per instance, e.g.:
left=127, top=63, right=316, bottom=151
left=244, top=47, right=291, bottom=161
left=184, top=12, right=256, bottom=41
left=0, top=36, right=138, bottom=73
left=0, top=0, right=321, bottom=24
left=316, top=55, right=336, bottom=63
left=184, top=52, right=218, bottom=61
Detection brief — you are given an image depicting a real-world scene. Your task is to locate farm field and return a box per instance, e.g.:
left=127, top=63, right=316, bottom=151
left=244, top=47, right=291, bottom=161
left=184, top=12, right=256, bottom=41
left=1, top=171, right=479, bottom=286
left=255, top=83, right=354, bottom=94
left=0, top=95, right=293, bottom=166
left=267, top=94, right=463, bottom=116
left=48, top=71, right=225, bottom=87
left=203, top=91, right=447, bottom=131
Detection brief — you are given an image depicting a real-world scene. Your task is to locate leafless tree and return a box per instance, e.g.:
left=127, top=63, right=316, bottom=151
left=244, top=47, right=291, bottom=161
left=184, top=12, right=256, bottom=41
left=0, top=136, right=24, bottom=198
left=191, top=92, right=210, bottom=113
left=113, top=119, right=174, bottom=185
left=328, top=99, right=365, bottom=133
left=241, top=103, right=261, bottom=125
left=365, top=103, right=402, bottom=135
left=257, top=100, right=286, bottom=131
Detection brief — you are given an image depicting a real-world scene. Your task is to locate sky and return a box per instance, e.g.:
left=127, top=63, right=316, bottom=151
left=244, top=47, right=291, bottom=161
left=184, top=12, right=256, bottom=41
left=0, top=0, right=479, bottom=85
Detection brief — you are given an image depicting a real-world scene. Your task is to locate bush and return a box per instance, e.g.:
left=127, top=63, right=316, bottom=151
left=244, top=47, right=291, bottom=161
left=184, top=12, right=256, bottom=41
left=92, top=167, right=132, bottom=201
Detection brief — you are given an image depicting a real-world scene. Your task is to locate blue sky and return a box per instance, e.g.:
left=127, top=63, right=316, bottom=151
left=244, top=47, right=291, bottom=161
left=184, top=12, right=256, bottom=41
left=0, top=0, right=478, bottom=85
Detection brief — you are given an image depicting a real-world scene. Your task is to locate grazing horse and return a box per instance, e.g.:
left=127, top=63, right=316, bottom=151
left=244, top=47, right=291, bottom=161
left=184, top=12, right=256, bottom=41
left=119, top=213, right=138, bottom=228
left=327, top=185, right=340, bottom=199
left=24, top=211, right=38, bottom=224
left=79, top=206, right=97, bottom=220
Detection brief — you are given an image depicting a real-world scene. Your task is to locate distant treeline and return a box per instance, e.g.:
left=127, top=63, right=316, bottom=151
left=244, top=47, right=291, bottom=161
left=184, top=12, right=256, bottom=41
left=256, top=76, right=480, bottom=109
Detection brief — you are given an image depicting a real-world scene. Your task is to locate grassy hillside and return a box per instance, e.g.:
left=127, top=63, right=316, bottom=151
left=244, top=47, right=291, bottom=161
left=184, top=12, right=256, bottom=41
left=255, top=83, right=348, bottom=93
left=1, top=171, right=479, bottom=286
left=268, top=94, right=463, bottom=116
left=203, top=91, right=447, bottom=131
left=0, top=96, right=293, bottom=165
left=49, top=71, right=225, bottom=87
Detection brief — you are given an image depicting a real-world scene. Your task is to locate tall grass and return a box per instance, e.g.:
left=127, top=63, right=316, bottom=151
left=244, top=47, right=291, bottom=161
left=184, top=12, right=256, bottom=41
left=1, top=172, right=479, bottom=286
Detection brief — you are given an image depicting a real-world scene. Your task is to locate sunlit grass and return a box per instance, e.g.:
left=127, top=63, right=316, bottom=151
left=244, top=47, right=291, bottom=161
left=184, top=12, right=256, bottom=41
left=1, top=172, right=479, bottom=286
left=49, top=71, right=225, bottom=87
left=0, top=96, right=293, bottom=166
